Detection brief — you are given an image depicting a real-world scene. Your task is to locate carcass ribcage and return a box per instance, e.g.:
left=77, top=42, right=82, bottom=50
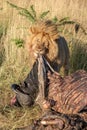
left=48, top=70, right=87, bottom=114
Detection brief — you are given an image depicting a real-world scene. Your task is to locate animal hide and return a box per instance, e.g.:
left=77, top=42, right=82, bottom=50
left=11, top=55, right=87, bottom=130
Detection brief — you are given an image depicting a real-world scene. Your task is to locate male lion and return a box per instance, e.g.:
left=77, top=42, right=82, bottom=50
left=26, top=20, right=69, bottom=75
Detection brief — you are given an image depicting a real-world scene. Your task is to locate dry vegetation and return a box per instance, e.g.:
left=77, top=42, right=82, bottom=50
left=0, top=0, right=87, bottom=129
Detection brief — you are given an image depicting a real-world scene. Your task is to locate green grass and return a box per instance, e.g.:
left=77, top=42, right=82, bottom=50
left=0, top=105, right=41, bottom=129
left=70, top=39, right=87, bottom=73
left=0, top=62, right=41, bottom=130
left=0, top=24, right=7, bottom=66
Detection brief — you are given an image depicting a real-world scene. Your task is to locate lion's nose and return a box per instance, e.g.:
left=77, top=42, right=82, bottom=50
left=33, top=52, right=38, bottom=57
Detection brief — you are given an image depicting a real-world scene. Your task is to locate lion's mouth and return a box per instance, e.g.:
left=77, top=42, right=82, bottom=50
left=34, top=50, right=45, bottom=57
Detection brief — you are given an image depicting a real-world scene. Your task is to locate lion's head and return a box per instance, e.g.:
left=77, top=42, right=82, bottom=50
left=27, top=20, right=59, bottom=62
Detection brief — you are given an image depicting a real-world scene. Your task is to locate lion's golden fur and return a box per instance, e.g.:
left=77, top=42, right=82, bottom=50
left=26, top=20, right=69, bottom=75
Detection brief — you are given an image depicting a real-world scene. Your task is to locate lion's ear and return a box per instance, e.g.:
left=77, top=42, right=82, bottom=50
left=30, top=27, right=36, bottom=34
left=30, top=27, right=39, bottom=34
left=52, top=34, right=59, bottom=41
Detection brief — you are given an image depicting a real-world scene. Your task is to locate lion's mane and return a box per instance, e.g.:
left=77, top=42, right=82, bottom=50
left=27, top=20, right=69, bottom=75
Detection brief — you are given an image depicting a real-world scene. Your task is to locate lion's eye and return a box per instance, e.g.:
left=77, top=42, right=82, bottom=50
left=37, top=39, right=40, bottom=42
left=42, top=42, right=45, bottom=46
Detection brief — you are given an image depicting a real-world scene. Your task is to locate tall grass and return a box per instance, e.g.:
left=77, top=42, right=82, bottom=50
left=0, top=23, right=7, bottom=66
left=0, top=0, right=87, bottom=129
left=70, top=39, right=87, bottom=73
